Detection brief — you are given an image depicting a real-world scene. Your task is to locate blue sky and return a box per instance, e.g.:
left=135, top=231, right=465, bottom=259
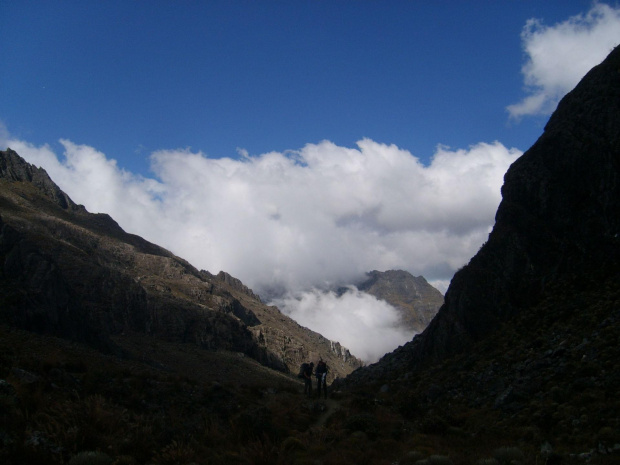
left=0, top=1, right=600, bottom=174
left=2, top=1, right=620, bottom=361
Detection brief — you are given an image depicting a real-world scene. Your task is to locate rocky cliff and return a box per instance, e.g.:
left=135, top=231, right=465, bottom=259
left=356, top=270, right=443, bottom=333
left=344, top=45, right=620, bottom=383
left=0, top=149, right=362, bottom=379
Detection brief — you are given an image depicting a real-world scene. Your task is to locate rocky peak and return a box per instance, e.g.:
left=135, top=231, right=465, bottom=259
left=213, top=270, right=263, bottom=302
left=356, top=270, right=443, bottom=333
left=0, top=148, right=82, bottom=212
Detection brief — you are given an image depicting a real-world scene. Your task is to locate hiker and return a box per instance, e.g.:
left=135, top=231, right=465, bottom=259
left=302, top=362, right=314, bottom=397
left=315, top=358, right=328, bottom=399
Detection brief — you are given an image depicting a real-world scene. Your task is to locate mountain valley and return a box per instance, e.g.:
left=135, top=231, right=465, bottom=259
left=0, top=45, right=619, bottom=465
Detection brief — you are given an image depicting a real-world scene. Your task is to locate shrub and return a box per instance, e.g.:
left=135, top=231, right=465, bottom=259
left=68, top=450, right=113, bottom=465
left=151, top=440, right=197, bottom=465
left=598, top=426, right=619, bottom=444
left=111, top=456, right=136, bottom=465
left=348, top=430, right=368, bottom=443
left=280, top=436, right=307, bottom=454
left=211, top=452, right=252, bottom=465
left=242, top=437, right=279, bottom=465
left=399, top=450, right=426, bottom=464
left=493, top=446, right=524, bottom=464
left=477, top=459, right=498, bottom=465
left=343, top=413, right=379, bottom=439
left=428, top=455, right=453, bottom=465
left=234, top=406, right=277, bottom=441
left=420, top=415, right=449, bottom=436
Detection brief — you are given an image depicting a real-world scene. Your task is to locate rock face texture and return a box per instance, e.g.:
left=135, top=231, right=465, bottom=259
left=0, top=215, right=100, bottom=345
left=356, top=270, right=443, bottom=333
left=0, top=149, right=362, bottom=379
left=345, top=45, right=620, bottom=382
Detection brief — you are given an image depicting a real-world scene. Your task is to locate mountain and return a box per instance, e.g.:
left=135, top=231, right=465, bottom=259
left=338, top=45, right=620, bottom=458
left=356, top=270, right=443, bottom=333
left=0, top=149, right=363, bottom=380
left=2, top=46, right=619, bottom=465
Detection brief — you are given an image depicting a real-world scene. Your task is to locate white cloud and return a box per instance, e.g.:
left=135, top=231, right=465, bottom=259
left=508, top=2, right=620, bottom=118
left=272, top=287, right=416, bottom=363
left=144, top=139, right=520, bottom=295
left=1, top=133, right=521, bottom=360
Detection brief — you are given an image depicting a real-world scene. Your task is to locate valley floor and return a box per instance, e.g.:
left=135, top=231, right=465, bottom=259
left=1, top=324, right=618, bottom=465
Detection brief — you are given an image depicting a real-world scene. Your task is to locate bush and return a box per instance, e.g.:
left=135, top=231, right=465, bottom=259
left=151, top=440, right=197, bottom=465
left=211, top=452, right=252, bottom=465
left=400, top=450, right=426, bottom=464
left=420, top=415, right=449, bottom=435
left=428, top=455, right=453, bottom=465
left=477, top=459, right=498, bottom=465
left=598, top=426, right=620, bottom=444
left=493, top=446, right=524, bottom=464
left=344, top=413, right=379, bottom=439
left=111, top=456, right=136, bottom=465
left=68, top=450, right=113, bottom=465
left=280, top=436, right=306, bottom=453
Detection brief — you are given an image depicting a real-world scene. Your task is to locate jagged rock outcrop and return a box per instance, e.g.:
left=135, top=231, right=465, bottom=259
left=344, top=45, right=620, bottom=383
left=0, top=149, right=82, bottom=211
left=0, top=149, right=363, bottom=377
left=213, top=270, right=263, bottom=302
left=356, top=270, right=443, bottom=333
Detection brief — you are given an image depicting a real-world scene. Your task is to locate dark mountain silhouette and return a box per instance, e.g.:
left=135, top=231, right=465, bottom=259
left=0, top=148, right=363, bottom=380
left=356, top=269, right=443, bottom=333
left=337, top=45, right=620, bottom=459
left=345, top=44, right=620, bottom=380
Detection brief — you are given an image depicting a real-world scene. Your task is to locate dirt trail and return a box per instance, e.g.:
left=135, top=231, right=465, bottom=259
left=312, top=398, right=340, bottom=428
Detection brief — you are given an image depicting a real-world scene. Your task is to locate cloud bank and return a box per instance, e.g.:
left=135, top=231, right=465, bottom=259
left=1, top=134, right=521, bottom=361
left=4, top=137, right=520, bottom=293
left=271, top=287, right=416, bottom=363
left=508, top=2, right=620, bottom=118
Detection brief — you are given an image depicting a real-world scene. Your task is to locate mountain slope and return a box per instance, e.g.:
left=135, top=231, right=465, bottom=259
left=337, top=45, right=620, bottom=457
left=346, top=45, right=620, bottom=380
left=0, top=149, right=362, bottom=379
left=356, top=269, right=443, bottom=333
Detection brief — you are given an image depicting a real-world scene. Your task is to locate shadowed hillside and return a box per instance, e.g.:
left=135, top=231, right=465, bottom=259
left=344, top=44, right=620, bottom=380
left=338, top=45, right=620, bottom=462
left=0, top=148, right=363, bottom=381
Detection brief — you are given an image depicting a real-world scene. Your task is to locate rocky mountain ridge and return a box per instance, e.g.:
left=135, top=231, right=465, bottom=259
left=0, top=149, right=363, bottom=380
left=356, top=269, right=443, bottom=333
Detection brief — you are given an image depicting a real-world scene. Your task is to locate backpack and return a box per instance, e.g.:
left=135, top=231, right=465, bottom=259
left=298, top=363, right=309, bottom=378
left=316, top=361, right=327, bottom=375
